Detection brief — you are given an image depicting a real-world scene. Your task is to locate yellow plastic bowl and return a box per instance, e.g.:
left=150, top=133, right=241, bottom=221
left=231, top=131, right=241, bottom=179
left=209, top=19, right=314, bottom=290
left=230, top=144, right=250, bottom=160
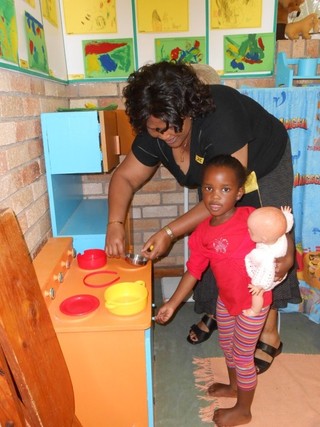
left=104, top=280, right=148, bottom=316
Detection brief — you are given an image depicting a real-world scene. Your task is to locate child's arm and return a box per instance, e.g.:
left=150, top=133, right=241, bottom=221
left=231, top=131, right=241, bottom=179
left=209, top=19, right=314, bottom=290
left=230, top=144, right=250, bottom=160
left=155, top=271, right=197, bottom=324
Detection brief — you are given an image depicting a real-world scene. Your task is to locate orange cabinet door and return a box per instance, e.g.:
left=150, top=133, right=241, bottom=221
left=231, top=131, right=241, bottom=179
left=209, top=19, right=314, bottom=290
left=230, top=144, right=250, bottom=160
left=99, top=110, right=120, bottom=172
left=116, top=110, right=136, bottom=154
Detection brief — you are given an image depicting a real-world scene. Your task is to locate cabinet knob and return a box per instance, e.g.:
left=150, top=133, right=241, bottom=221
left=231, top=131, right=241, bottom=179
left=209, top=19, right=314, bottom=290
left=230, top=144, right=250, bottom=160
left=61, top=259, right=71, bottom=269
left=44, top=287, right=56, bottom=300
left=68, top=248, right=77, bottom=258
left=53, top=272, right=64, bottom=283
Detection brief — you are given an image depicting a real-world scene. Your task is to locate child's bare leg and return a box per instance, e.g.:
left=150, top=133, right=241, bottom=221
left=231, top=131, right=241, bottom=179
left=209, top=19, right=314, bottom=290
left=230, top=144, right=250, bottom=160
left=243, top=294, right=263, bottom=317
left=208, top=367, right=237, bottom=398
left=213, top=388, right=255, bottom=426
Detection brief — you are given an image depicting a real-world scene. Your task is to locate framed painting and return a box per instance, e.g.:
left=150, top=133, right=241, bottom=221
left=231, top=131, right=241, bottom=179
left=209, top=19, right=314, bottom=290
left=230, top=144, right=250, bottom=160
left=223, top=32, right=275, bottom=75
left=155, top=37, right=206, bottom=64
left=83, top=38, right=134, bottom=78
left=25, top=11, right=49, bottom=74
left=0, top=0, right=19, bottom=64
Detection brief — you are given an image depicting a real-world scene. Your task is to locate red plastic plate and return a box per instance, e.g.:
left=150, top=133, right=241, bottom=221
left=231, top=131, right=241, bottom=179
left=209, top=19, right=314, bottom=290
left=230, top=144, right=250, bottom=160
left=60, top=294, right=100, bottom=316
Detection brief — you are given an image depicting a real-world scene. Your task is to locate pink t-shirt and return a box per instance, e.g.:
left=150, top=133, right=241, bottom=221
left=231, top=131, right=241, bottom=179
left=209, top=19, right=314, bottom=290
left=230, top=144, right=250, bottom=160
left=187, top=207, right=272, bottom=315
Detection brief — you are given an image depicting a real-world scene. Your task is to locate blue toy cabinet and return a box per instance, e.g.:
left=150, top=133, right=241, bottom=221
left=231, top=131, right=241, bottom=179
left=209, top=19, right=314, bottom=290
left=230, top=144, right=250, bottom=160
left=41, top=110, right=121, bottom=254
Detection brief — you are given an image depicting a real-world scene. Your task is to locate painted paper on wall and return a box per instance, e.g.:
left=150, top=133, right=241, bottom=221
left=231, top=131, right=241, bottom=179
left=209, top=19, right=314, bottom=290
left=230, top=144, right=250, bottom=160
left=224, top=33, right=275, bottom=75
left=83, top=38, right=134, bottom=78
left=0, top=0, right=19, bottom=64
left=63, top=0, right=116, bottom=34
left=136, top=0, right=189, bottom=32
left=155, top=37, right=206, bottom=64
left=41, top=0, right=58, bottom=27
left=24, top=0, right=36, bottom=7
left=211, top=0, right=262, bottom=29
left=25, top=11, right=49, bottom=74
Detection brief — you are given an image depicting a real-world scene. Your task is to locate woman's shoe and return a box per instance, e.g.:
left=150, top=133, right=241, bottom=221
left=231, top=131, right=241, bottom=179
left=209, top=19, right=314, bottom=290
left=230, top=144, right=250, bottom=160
left=254, top=341, right=283, bottom=375
left=187, top=314, right=217, bottom=345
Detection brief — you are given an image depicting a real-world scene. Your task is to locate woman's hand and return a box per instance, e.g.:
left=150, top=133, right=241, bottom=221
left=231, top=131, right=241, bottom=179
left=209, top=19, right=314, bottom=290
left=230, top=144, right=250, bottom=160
left=274, top=233, right=295, bottom=281
left=106, top=152, right=159, bottom=257
left=141, top=229, right=173, bottom=260
left=105, top=223, right=126, bottom=257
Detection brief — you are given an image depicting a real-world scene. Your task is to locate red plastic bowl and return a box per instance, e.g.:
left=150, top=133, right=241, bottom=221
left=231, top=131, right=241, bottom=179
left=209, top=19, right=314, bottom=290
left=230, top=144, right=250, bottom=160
left=77, top=249, right=107, bottom=270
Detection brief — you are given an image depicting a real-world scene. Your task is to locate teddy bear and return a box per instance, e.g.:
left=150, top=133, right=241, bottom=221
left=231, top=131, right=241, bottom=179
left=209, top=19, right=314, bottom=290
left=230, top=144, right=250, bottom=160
left=285, top=13, right=319, bottom=39
left=276, top=0, right=319, bottom=40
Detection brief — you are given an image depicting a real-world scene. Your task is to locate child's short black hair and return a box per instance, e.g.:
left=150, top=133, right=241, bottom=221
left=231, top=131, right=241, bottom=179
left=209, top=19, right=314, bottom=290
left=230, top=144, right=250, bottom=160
left=203, top=155, right=249, bottom=187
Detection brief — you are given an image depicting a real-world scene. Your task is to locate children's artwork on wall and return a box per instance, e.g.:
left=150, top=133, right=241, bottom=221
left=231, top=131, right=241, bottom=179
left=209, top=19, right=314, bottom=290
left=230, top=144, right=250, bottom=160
left=63, top=0, right=117, bottom=34
left=83, top=38, right=134, bottom=78
left=0, top=0, right=19, bottom=64
left=25, top=0, right=36, bottom=7
left=136, top=0, right=189, bottom=32
left=155, top=37, right=206, bottom=64
left=223, top=32, right=275, bottom=75
left=210, top=0, right=262, bottom=29
left=24, top=11, right=49, bottom=73
left=41, top=0, right=58, bottom=27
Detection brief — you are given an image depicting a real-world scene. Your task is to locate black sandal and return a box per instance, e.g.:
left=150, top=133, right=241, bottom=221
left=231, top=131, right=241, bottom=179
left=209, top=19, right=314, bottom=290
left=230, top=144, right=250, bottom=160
left=187, top=314, right=217, bottom=345
left=254, top=340, right=283, bottom=375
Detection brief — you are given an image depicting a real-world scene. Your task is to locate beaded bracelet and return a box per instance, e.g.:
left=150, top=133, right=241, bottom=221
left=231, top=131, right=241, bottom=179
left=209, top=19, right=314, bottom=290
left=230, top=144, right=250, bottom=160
left=163, top=225, right=175, bottom=241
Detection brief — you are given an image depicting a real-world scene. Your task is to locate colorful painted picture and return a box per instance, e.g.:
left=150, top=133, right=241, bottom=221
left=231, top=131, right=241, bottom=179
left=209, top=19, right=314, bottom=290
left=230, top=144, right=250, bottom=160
left=63, top=0, right=116, bottom=34
left=83, top=38, right=134, bottom=78
left=41, top=0, right=58, bottom=27
left=0, top=0, right=19, bottom=64
left=224, top=33, right=275, bottom=74
left=25, top=11, right=49, bottom=74
left=136, top=0, right=189, bottom=32
left=211, top=0, right=262, bottom=29
left=155, top=37, right=206, bottom=64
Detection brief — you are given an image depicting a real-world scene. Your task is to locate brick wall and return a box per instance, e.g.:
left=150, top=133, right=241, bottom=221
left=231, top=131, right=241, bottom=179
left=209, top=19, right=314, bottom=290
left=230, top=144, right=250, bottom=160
left=0, top=69, right=69, bottom=257
left=0, top=39, right=319, bottom=264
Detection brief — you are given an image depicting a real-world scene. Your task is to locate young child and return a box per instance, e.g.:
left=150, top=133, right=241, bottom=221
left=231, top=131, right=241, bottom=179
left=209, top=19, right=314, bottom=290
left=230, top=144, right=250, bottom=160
left=155, top=155, right=272, bottom=426
left=243, top=206, right=294, bottom=317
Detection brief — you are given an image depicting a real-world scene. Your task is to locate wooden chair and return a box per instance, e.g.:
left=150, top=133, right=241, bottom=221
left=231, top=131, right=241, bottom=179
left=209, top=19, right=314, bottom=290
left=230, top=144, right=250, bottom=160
left=0, top=208, right=82, bottom=427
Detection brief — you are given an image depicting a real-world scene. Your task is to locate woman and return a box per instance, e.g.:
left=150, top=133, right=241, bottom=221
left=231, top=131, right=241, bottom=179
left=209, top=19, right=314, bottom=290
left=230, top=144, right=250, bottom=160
left=106, top=61, right=301, bottom=374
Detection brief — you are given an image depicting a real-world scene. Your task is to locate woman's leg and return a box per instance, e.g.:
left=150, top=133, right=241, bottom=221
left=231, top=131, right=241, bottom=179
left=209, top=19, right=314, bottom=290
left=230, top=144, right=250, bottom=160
left=188, top=267, right=218, bottom=343
left=255, top=141, right=301, bottom=370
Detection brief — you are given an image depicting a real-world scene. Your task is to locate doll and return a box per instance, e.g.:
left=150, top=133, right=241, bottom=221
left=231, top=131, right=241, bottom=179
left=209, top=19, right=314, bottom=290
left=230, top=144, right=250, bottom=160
left=243, top=206, right=294, bottom=317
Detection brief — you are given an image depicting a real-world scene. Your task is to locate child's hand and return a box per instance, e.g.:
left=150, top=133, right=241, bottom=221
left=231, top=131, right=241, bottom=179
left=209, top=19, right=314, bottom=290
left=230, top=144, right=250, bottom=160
left=248, top=283, right=263, bottom=295
left=154, top=303, right=175, bottom=324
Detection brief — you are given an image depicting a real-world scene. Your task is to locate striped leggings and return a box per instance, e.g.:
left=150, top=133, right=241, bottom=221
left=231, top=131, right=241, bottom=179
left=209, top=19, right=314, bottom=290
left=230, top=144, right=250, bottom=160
left=216, top=297, right=270, bottom=391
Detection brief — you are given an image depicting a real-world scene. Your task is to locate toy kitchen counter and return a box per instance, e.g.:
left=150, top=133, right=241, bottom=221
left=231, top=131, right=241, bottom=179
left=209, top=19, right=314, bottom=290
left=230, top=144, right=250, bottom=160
left=33, top=237, right=154, bottom=427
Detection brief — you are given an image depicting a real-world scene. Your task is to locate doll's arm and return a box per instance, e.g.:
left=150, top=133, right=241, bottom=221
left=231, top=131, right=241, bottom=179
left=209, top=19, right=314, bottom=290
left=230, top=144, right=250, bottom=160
left=281, top=206, right=294, bottom=233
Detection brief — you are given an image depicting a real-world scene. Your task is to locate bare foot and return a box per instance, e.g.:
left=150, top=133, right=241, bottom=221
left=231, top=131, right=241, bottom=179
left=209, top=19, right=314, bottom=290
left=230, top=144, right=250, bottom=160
left=213, top=406, right=252, bottom=426
left=207, top=382, right=237, bottom=398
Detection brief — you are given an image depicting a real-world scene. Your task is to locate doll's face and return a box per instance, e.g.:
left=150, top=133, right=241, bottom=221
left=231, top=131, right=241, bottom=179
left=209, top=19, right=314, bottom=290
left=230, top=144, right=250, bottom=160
left=248, top=207, right=287, bottom=244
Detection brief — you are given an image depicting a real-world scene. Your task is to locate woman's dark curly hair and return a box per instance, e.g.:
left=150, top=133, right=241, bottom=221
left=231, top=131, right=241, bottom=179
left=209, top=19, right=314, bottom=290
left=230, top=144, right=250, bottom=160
left=123, top=62, right=216, bottom=134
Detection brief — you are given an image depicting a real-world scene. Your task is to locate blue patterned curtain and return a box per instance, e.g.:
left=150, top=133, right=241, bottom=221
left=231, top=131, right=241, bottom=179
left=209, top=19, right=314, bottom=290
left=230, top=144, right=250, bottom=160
left=240, top=86, right=320, bottom=323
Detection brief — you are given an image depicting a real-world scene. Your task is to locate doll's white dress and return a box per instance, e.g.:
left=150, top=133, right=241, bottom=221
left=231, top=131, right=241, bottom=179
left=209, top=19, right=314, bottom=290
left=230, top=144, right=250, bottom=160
left=245, top=209, right=294, bottom=291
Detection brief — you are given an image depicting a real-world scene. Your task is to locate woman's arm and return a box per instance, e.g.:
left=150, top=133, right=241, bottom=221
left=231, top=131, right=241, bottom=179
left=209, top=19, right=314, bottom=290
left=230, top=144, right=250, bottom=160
left=231, top=144, right=248, bottom=167
left=106, top=151, right=158, bottom=256
left=142, top=201, right=211, bottom=259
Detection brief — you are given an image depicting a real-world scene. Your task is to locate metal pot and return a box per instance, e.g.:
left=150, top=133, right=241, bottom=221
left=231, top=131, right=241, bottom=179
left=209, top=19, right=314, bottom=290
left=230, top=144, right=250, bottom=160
left=125, top=253, right=148, bottom=266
